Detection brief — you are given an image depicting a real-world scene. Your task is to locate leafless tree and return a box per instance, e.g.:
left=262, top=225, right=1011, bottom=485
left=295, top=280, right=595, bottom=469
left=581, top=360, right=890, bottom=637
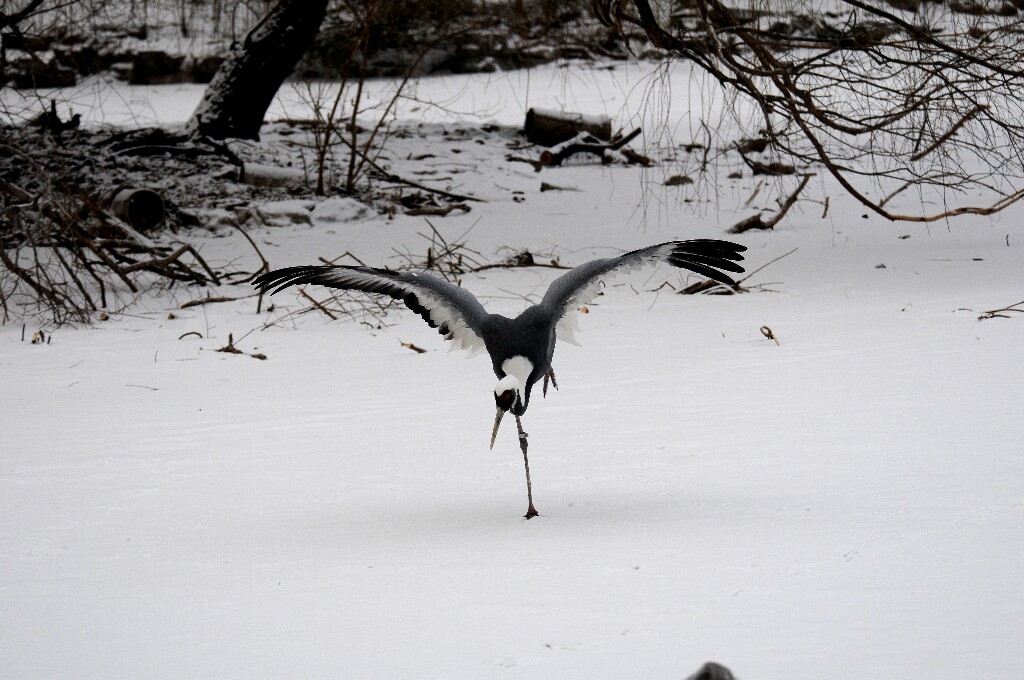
left=185, top=0, right=329, bottom=140
left=595, top=0, right=1024, bottom=222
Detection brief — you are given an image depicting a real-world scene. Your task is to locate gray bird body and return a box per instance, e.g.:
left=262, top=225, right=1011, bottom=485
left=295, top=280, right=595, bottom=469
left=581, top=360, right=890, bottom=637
left=253, top=239, right=746, bottom=517
left=478, top=305, right=557, bottom=415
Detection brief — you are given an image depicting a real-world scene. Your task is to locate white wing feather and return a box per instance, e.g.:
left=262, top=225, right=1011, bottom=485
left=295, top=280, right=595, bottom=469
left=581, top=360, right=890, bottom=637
left=550, top=244, right=672, bottom=346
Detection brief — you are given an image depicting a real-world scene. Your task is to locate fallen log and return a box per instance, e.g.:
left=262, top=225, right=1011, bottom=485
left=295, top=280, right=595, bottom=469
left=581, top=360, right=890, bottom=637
left=524, top=108, right=612, bottom=147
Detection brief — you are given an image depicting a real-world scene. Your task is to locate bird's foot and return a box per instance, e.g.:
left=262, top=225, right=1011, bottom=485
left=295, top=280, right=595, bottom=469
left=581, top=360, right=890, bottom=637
left=524, top=505, right=539, bottom=519
left=542, top=369, right=559, bottom=397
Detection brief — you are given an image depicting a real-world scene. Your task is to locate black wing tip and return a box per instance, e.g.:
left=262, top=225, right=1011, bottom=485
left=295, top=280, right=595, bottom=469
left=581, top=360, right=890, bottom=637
left=252, top=264, right=384, bottom=295
left=671, top=239, right=747, bottom=254
left=664, top=239, right=748, bottom=285
left=252, top=265, right=331, bottom=295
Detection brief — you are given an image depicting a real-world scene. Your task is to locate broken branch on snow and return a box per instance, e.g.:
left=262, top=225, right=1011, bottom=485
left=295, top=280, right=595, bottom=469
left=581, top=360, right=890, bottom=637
left=978, top=299, right=1024, bottom=320
left=539, top=127, right=642, bottom=167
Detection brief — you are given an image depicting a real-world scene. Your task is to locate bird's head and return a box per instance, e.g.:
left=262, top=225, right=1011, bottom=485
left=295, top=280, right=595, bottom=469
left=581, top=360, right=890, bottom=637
left=490, top=375, right=521, bottom=449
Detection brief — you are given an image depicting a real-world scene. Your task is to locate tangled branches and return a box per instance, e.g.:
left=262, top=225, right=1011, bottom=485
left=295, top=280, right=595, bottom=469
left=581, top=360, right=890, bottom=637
left=596, top=0, right=1024, bottom=222
left=0, top=139, right=219, bottom=325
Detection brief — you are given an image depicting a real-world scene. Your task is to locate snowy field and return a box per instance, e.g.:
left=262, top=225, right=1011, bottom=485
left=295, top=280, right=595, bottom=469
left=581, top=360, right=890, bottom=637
left=2, top=61, right=1023, bottom=679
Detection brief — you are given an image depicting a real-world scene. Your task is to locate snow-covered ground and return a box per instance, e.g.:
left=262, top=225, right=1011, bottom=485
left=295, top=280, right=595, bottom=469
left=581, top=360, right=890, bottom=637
left=2, top=61, right=1023, bottom=679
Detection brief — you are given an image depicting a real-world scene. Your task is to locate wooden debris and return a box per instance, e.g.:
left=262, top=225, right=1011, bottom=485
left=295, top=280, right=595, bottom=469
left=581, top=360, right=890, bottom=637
left=735, top=138, right=770, bottom=154
left=680, top=279, right=729, bottom=295
left=539, top=182, right=579, bottom=192
left=620, top=148, right=653, bottom=166
left=978, top=299, right=1024, bottom=320
left=400, top=340, right=427, bottom=353
left=298, top=288, right=337, bottom=320
left=539, top=127, right=642, bottom=167
left=405, top=203, right=471, bottom=217
left=216, top=333, right=266, bottom=360
left=728, top=214, right=772, bottom=234
left=664, top=174, right=694, bottom=186
left=507, top=155, right=545, bottom=172
left=180, top=295, right=242, bottom=309
left=749, top=159, right=796, bottom=176
left=729, top=174, right=812, bottom=234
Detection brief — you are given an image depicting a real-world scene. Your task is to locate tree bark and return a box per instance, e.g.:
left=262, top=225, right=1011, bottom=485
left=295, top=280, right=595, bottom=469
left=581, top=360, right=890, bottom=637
left=185, top=0, right=328, bottom=140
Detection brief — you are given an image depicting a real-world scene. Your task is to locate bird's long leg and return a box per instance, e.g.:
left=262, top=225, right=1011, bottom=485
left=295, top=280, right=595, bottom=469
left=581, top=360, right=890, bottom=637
left=515, top=415, right=539, bottom=519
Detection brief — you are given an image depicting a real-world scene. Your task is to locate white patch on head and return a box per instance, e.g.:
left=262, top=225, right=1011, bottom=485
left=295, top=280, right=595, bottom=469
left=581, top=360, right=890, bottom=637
left=495, top=374, right=519, bottom=396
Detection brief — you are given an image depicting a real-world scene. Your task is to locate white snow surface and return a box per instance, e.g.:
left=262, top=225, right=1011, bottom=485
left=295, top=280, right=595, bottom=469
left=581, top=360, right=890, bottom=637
left=3, top=61, right=1024, bottom=679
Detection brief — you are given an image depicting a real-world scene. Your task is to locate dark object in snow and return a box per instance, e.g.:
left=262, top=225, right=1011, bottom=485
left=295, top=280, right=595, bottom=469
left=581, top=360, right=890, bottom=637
left=253, top=239, right=746, bottom=519
left=108, top=188, right=165, bottom=232
left=28, top=101, right=81, bottom=134
left=9, top=60, right=77, bottom=89
left=748, top=159, right=796, bottom=176
left=620, top=147, right=653, bottom=166
left=524, top=108, right=612, bottom=147
left=539, top=182, right=579, bottom=192
left=400, top=340, right=427, bottom=353
left=128, top=51, right=185, bottom=85
left=687, top=661, right=736, bottom=680
left=216, top=333, right=266, bottom=360
left=735, top=137, right=770, bottom=154
left=665, top=174, right=694, bottom=186
left=728, top=214, right=772, bottom=234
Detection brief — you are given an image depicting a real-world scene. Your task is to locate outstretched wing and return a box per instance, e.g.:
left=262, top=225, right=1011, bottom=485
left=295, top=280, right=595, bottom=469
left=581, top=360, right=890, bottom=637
left=540, top=239, right=746, bottom=346
left=253, top=266, right=490, bottom=355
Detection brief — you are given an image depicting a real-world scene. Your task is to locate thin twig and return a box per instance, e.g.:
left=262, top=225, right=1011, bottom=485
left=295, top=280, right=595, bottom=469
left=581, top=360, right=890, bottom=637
left=738, top=247, right=798, bottom=284
left=180, top=295, right=247, bottom=309
left=978, top=299, right=1024, bottom=321
left=298, top=288, right=338, bottom=320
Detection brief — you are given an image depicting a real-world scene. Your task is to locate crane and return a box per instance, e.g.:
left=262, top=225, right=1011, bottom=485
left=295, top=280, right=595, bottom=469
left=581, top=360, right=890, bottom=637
left=253, top=239, right=746, bottom=518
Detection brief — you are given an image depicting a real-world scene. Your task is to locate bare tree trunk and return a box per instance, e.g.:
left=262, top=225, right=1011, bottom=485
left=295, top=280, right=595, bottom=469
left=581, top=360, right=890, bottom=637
left=185, top=0, right=328, bottom=140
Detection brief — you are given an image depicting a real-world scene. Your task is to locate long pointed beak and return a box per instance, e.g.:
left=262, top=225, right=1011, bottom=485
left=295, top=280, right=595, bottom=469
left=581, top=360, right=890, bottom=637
left=490, top=408, right=505, bottom=450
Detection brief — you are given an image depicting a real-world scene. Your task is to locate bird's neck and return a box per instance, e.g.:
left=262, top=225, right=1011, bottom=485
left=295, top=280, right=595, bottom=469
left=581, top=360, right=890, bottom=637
left=501, top=356, right=534, bottom=388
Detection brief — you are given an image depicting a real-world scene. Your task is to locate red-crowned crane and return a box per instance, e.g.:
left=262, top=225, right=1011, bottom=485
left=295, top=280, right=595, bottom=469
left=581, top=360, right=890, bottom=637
left=254, top=239, right=745, bottom=519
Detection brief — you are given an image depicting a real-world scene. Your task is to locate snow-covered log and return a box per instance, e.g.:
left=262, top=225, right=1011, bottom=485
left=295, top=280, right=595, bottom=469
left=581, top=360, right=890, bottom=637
left=524, top=108, right=612, bottom=147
